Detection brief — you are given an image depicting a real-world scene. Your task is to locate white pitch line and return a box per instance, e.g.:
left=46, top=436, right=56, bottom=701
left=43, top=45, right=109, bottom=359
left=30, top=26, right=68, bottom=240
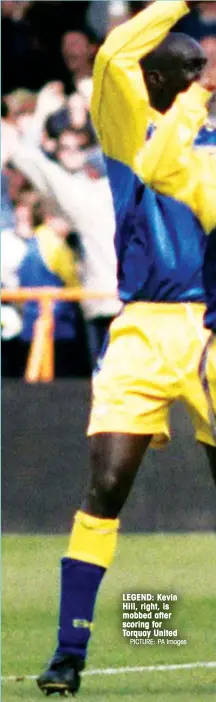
left=84, top=662, right=216, bottom=676
left=2, top=661, right=216, bottom=682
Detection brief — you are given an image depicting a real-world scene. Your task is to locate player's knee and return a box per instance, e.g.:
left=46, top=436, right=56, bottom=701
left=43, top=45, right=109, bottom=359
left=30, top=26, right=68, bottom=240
left=87, top=440, right=125, bottom=514
left=87, top=469, right=122, bottom=516
left=91, top=460, right=122, bottom=500
left=98, top=467, right=120, bottom=497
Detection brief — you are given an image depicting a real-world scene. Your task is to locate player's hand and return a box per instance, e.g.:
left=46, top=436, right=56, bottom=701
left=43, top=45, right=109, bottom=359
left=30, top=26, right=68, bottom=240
left=36, top=82, right=65, bottom=119
left=68, top=92, right=88, bottom=129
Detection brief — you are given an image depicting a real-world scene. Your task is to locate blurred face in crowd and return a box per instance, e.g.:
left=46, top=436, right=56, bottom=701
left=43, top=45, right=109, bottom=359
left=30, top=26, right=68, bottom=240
left=200, top=46, right=216, bottom=93
left=198, top=2, right=216, bottom=18
left=30, top=194, right=71, bottom=236
left=15, top=191, right=38, bottom=239
left=61, top=32, right=95, bottom=76
left=56, top=129, right=89, bottom=172
left=201, top=37, right=216, bottom=62
left=2, top=2, right=15, bottom=17
left=4, top=90, right=37, bottom=134
left=46, top=215, right=71, bottom=238
left=4, top=166, right=26, bottom=204
left=2, top=1, right=30, bottom=19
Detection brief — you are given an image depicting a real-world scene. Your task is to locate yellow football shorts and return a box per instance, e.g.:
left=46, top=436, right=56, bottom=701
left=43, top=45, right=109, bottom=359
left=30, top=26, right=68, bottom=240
left=87, top=302, right=216, bottom=448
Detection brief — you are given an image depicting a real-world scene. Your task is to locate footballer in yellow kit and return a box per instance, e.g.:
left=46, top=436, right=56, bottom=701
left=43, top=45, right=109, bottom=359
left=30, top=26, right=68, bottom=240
left=88, top=0, right=216, bottom=448
left=37, top=2, right=216, bottom=696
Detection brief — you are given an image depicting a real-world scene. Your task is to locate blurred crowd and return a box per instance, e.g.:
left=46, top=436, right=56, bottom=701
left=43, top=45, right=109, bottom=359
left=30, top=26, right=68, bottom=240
left=2, top=0, right=216, bottom=378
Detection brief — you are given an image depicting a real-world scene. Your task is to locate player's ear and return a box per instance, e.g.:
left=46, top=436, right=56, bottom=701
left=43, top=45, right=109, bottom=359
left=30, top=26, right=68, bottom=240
left=147, top=70, right=165, bottom=87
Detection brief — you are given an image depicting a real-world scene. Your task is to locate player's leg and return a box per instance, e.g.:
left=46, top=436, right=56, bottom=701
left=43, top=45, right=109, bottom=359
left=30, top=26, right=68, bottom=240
left=197, top=329, right=216, bottom=484
left=85, top=432, right=152, bottom=516
left=37, top=303, right=171, bottom=696
left=37, top=431, right=151, bottom=697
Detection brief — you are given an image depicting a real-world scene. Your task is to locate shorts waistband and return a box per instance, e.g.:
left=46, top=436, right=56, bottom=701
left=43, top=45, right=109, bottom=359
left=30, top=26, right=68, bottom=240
left=124, top=301, right=206, bottom=315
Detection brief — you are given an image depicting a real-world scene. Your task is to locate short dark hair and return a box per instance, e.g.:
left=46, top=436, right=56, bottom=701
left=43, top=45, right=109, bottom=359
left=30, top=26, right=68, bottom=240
left=45, top=108, right=71, bottom=140
left=62, top=25, right=101, bottom=46
left=141, top=32, right=206, bottom=72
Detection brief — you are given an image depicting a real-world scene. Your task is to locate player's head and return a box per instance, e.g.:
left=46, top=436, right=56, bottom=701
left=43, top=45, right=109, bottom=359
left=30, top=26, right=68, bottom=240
left=61, top=30, right=98, bottom=75
left=141, top=32, right=207, bottom=113
left=32, top=195, right=71, bottom=237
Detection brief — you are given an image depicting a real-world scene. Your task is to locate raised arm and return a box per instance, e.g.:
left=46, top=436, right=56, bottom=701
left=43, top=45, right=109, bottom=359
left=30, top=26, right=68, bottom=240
left=134, top=82, right=216, bottom=234
left=10, top=138, right=93, bottom=229
left=91, top=0, right=188, bottom=168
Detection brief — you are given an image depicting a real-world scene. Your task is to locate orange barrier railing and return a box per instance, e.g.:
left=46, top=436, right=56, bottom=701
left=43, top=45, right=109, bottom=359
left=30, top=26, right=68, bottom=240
left=1, top=287, right=117, bottom=383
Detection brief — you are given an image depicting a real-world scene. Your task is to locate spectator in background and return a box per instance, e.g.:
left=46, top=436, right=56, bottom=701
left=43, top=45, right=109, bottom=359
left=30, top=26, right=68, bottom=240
left=25, top=0, right=91, bottom=89
left=1, top=0, right=56, bottom=93
left=39, top=95, right=98, bottom=168
left=174, top=1, right=216, bottom=43
left=197, top=1, right=216, bottom=35
left=15, top=183, right=39, bottom=239
left=201, top=36, right=216, bottom=64
left=2, top=0, right=89, bottom=94
left=1, top=148, right=33, bottom=378
left=86, top=1, right=150, bottom=38
left=10, top=80, right=96, bottom=161
left=61, top=28, right=99, bottom=99
left=55, top=120, right=98, bottom=171
left=42, top=92, right=92, bottom=158
left=3, top=88, right=42, bottom=147
left=1, top=171, right=15, bottom=231
left=86, top=1, right=109, bottom=39
left=1, top=1, right=33, bottom=94
left=2, top=113, right=121, bottom=370
left=4, top=1, right=215, bottom=98
left=86, top=0, right=130, bottom=38
left=18, top=195, right=90, bottom=377
left=3, top=89, right=37, bottom=125
left=1, top=164, right=31, bottom=351
left=1, top=181, right=34, bottom=293
left=1, top=177, right=34, bottom=378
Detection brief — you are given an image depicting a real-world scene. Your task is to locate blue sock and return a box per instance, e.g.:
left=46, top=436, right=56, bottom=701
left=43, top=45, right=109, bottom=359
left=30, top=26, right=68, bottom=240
left=56, top=557, right=105, bottom=661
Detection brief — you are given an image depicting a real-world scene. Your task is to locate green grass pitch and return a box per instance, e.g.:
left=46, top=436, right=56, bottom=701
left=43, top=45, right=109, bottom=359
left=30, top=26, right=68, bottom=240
left=2, top=533, right=216, bottom=701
